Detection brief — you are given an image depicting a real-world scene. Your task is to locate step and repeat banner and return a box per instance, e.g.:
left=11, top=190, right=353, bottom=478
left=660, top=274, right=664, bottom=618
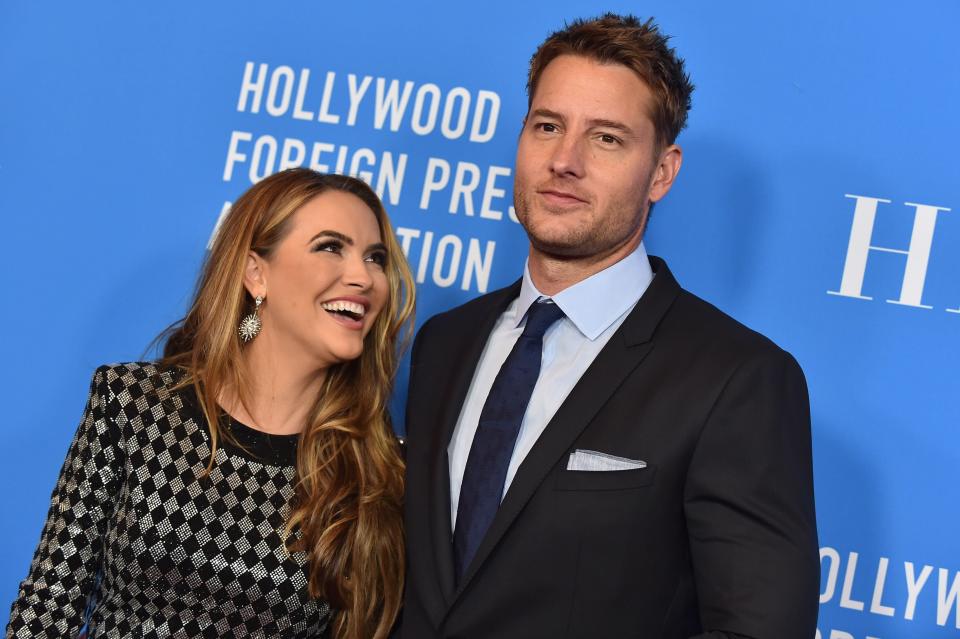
left=1, top=2, right=957, bottom=637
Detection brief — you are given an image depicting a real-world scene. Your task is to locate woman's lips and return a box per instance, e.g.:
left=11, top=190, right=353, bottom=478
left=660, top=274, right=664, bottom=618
left=319, top=296, right=370, bottom=331
left=324, top=310, right=364, bottom=330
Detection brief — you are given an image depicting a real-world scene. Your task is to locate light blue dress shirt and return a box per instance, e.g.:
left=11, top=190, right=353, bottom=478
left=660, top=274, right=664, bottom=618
left=448, top=242, right=655, bottom=529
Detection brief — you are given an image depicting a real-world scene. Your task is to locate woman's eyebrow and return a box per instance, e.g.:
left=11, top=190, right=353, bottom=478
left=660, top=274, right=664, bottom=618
left=307, top=230, right=353, bottom=245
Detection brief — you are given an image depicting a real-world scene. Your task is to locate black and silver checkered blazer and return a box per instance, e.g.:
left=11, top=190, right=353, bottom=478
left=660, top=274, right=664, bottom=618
left=7, top=363, right=330, bottom=638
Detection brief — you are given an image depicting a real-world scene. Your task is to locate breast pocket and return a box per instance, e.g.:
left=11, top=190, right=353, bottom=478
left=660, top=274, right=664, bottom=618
left=554, top=464, right=657, bottom=491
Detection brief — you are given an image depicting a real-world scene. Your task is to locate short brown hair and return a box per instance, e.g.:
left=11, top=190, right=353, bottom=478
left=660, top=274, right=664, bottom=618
left=527, top=14, right=694, bottom=150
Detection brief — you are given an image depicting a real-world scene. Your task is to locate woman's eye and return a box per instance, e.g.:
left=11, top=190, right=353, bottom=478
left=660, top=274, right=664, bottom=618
left=313, top=240, right=342, bottom=254
left=366, top=251, right=387, bottom=267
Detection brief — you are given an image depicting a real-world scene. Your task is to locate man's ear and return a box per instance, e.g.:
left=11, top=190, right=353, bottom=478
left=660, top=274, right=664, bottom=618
left=243, top=251, right=268, bottom=299
left=649, top=144, right=683, bottom=203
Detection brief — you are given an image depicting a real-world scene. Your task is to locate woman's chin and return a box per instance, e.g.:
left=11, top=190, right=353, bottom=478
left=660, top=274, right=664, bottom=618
left=319, top=345, right=364, bottom=368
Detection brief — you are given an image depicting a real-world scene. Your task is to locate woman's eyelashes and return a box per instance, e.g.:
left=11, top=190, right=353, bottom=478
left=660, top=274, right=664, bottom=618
left=312, top=239, right=387, bottom=267
left=364, top=248, right=387, bottom=266
left=312, top=239, right=343, bottom=254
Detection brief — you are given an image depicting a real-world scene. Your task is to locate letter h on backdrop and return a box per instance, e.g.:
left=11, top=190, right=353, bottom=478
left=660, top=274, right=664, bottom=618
left=828, top=194, right=956, bottom=312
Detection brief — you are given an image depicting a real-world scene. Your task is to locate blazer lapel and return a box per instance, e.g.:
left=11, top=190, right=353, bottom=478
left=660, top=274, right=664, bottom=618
left=452, top=258, right=681, bottom=598
left=427, top=281, right=522, bottom=606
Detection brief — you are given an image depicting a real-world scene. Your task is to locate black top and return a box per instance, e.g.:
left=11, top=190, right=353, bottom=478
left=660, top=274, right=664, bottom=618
left=7, top=363, right=330, bottom=638
left=217, top=403, right=299, bottom=468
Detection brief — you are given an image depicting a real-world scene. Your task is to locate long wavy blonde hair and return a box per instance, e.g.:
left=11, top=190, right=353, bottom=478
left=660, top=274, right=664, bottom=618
left=160, top=168, right=415, bottom=639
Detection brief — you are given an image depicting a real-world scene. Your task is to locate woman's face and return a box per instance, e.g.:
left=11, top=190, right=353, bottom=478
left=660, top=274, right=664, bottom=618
left=250, top=190, right=390, bottom=369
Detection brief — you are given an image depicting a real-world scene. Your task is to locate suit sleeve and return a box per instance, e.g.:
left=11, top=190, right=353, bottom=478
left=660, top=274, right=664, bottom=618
left=403, top=315, right=436, bottom=444
left=683, top=349, right=819, bottom=639
left=6, top=366, right=126, bottom=638
left=398, top=316, right=442, bottom=639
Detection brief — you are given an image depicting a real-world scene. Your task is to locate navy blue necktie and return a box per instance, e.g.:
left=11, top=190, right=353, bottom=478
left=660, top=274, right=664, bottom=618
left=453, top=300, right=565, bottom=583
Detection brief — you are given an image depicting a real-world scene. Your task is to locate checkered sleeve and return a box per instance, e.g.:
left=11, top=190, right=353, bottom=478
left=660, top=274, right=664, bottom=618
left=7, top=366, right=126, bottom=638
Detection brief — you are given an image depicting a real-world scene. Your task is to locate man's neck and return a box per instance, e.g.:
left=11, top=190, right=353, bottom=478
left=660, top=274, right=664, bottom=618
left=527, top=236, right=644, bottom=296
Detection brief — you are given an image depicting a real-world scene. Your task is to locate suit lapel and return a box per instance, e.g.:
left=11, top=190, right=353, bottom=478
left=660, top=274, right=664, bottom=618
left=452, top=257, right=681, bottom=598
left=427, top=281, right=522, bottom=607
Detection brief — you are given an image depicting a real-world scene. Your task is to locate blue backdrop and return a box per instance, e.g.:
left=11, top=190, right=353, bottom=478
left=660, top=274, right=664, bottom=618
left=2, top=2, right=958, bottom=637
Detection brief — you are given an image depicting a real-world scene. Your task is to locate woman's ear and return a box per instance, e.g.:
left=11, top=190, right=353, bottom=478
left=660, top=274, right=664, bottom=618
left=242, top=250, right=268, bottom=299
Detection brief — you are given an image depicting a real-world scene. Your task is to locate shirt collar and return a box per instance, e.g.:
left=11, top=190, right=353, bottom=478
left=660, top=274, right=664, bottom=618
left=514, top=242, right=654, bottom=340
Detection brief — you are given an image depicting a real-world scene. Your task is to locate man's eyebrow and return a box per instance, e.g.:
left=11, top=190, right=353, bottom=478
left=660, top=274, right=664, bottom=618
left=529, top=109, right=635, bottom=135
left=529, top=108, right=565, bottom=122
left=588, top=118, right=635, bottom=135
left=308, top=230, right=353, bottom=245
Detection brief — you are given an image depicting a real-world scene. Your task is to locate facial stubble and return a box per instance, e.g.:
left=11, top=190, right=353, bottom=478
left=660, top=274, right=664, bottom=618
left=513, top=175, right=654, bottom=263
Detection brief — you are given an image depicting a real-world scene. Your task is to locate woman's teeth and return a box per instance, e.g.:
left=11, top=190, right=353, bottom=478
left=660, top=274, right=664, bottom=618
left=321, top=300, right=366, bottom=319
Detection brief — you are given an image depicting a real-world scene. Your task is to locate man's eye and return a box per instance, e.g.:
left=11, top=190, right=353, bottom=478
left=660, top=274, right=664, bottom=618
left=366, top=251, right=387, bottom=267
left=598, top=133, right=621, bottom=145
left=537, top=122, right=559, bottom=133
left=313, top=240, right=342, bottom=254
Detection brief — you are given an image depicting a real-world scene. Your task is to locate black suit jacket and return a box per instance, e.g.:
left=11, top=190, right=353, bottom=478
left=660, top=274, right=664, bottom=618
left=400, top=257, right=819, bottom=639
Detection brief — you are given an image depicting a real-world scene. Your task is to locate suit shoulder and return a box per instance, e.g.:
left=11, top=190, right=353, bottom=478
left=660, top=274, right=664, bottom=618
left=668, top=289, right=800, bottom=369
left=426, top=284, right=515, bottom=327
left=416, top=283, right=517, bottom=342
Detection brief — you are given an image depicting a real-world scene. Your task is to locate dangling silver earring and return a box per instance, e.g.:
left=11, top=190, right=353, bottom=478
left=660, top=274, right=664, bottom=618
left=238, top=295, right=263, bottom=342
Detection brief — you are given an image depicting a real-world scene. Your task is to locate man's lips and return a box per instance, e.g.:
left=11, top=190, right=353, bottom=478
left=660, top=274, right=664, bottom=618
left=537, top=189, right=589, bottom=207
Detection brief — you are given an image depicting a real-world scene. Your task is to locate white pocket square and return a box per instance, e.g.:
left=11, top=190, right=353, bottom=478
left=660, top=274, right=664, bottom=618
left=566, top=449, right=647, bottom=472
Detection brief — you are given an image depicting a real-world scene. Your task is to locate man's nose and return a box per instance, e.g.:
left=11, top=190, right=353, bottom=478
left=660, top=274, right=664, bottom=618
left=549, top=135, right=586, bottom=178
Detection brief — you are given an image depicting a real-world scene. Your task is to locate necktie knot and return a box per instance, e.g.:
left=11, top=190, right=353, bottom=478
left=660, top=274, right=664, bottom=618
left=521, top=300, right=565, bottom=339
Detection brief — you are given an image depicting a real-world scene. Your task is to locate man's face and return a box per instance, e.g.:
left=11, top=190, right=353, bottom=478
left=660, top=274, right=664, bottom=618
left=514, top=54, right=678, bottom=264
